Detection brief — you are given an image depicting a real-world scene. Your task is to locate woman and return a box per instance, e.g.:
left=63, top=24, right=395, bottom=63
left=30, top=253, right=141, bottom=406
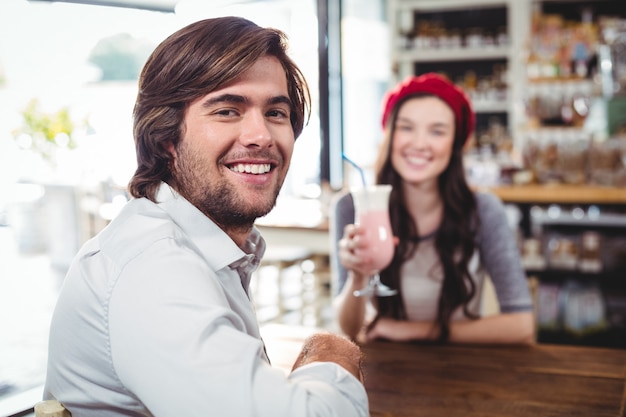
left=332, top=73, right=535, bottom=345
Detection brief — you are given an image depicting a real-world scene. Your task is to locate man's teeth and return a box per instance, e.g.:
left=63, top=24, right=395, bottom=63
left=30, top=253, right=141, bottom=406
left=229, top=163, right=271, bottom=174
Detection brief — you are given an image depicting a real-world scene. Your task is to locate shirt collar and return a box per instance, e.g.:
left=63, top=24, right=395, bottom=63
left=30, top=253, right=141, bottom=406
left=154, top=183, right=266, bottom=274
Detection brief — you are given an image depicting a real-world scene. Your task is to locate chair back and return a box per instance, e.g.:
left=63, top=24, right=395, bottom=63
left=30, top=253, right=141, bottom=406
left=34, top=400, right=71, bottom=417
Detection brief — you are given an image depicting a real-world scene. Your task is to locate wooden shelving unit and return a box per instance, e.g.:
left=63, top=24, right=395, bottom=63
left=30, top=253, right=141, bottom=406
left=387, top=0, right=531, bottom=143
left=481, top=183, right=626, bottom=348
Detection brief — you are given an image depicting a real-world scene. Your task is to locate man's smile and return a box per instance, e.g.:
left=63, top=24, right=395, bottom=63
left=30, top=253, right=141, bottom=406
left=228, top=163, right=272, bottom=174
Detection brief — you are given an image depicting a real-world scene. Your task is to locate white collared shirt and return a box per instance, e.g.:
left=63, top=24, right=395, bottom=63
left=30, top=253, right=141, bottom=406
left=44, top=183, right=368, bottom=417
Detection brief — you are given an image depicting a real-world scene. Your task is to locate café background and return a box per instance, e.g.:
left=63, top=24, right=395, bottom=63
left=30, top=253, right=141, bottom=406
left=1, top=0, right=626, bottom=415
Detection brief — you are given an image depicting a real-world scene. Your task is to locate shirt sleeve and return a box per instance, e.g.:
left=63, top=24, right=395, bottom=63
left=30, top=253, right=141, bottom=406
left=329, top=192, right=355, bottom=296
left=108, top=237, right=369, bottom=417
left=288, top=362, right=369, bottom=417
left=475, top=192, right=534, bottom=313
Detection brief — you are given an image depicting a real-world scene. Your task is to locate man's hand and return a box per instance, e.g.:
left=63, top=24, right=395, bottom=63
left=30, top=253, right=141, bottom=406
left=291, top=333, right=364, bottom=382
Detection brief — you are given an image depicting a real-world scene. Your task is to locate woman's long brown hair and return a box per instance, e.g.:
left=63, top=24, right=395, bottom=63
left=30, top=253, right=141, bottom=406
left=373, top=93, right=479, bottom=342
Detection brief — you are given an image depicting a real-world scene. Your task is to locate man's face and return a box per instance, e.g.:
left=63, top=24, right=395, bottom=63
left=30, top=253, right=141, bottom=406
left=171, top=56, right=295, bottom=242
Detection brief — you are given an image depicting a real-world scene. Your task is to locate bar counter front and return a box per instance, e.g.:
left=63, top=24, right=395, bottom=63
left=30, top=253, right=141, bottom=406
left=261, top=324, right=626, bottom=417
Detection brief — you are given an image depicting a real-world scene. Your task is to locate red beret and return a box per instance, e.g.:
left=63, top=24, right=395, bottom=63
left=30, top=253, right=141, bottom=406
left=381, top=73, right=475, bottom=145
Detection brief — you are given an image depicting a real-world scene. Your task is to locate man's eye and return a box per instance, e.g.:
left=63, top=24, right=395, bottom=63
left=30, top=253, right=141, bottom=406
left=267, top=109, right=289, bottom=118
left=215, top=108, right=238, bottom=116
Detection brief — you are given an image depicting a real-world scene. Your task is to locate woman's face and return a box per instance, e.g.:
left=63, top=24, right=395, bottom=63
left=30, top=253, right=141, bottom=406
left=390, top=96, right=455, bottom=187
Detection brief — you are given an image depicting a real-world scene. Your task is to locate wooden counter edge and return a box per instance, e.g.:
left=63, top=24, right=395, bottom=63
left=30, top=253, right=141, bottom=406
left=619, top=368, right=626, bottom=417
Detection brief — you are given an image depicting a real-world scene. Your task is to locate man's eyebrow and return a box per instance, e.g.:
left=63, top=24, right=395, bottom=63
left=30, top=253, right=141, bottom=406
left=201, top=94, right=292, bottom=108
left=201, top=94, right=246, bottom=108
left=268, top=95, right=292, bottom=107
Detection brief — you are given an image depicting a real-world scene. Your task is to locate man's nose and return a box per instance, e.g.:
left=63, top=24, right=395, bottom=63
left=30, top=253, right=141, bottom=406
left=240, top=111, right=272, bottom=147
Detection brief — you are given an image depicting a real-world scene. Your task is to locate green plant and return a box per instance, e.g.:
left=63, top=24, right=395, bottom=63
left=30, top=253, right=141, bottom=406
left=12, top=98, right=87, bottom=163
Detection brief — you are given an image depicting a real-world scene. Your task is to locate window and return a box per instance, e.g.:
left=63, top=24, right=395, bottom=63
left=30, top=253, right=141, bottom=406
left=0, top=0, right=318, bottom=410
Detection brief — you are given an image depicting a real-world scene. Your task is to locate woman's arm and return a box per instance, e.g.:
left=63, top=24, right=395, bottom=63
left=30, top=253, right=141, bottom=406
left=476, top=193, right=534, bottom=309
left=448, top=311, right=535, bottom=344
left=366, top=311, right=535, bottom=345
left=333, top=270, right=372, bottom=340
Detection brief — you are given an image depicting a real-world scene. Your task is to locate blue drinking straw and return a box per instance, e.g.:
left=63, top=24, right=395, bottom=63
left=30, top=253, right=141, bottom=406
left=342, top=153, right=367, bottom=188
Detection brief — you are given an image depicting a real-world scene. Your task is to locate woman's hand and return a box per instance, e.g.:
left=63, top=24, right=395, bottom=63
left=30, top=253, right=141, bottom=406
left=338, top=224, right=399, bottom=278
left=366, top=317, right=438, bottom=342
left=366, top=317, right=407, bottom=342
left=338, top=224, right=377, bottom=278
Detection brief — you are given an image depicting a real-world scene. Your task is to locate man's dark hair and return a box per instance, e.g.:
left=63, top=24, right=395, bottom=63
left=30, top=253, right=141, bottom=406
left=129, top=16, right=310, bottom=201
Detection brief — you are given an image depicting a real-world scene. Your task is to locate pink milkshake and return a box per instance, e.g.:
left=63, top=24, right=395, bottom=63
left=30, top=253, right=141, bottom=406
left=351, top=184, right=396, bottom=297
left=355, top=209, right=394, bottom=271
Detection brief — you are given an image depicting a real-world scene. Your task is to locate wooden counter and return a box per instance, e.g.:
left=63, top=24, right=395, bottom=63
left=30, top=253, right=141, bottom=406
left=261, top=324, right=626, bottom=417
left=482, top=184, right=626, bottom=205
left=360, top=339, right=626, bottom=417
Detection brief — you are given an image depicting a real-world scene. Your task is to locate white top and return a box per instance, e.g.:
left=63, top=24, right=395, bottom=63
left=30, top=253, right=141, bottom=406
left=44, top=183, right=368, bottom=417
left=400, top=237, right=484, bottom=321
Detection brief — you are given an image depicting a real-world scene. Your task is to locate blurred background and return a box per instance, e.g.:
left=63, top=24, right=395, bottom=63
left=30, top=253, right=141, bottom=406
left=2, top=0, right=626, bottom=415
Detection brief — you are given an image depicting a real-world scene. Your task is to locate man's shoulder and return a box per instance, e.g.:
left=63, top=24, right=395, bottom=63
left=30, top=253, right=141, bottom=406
left=96, top=198, right=183, bottom=261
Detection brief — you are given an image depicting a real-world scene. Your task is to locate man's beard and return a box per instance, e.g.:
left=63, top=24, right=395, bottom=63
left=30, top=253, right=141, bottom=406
left=172, top=143, right=282, bottom=231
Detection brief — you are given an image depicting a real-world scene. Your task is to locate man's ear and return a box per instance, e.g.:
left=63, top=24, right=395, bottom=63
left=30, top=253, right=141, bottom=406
left=164, top=141, right=176, bottom=159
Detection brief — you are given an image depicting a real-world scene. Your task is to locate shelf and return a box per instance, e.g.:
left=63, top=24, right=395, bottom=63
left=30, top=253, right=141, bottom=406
left=389, top=0, right=528, bottom=140
left=537, top=328, right=626, bottom=349
left=395, top=46, right=510, bottom=62
left=394, top=0, right=512, bottom=12
left=531, top=212, right=626, bottom=228
left=527, top=76, right=594, bottom=85
left=471, top=99, right=509, bottom=113
left=518, top=126, right=586, bottom=133
left=483, top=184, right=626, bottom=205
left=527, top=268, right=626, bottom=281
left=533, top=270, right=626, bottom=349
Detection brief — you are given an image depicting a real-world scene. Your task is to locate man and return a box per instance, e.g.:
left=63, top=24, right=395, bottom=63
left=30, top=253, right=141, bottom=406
left=44, top=16, right=368, bottom=417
